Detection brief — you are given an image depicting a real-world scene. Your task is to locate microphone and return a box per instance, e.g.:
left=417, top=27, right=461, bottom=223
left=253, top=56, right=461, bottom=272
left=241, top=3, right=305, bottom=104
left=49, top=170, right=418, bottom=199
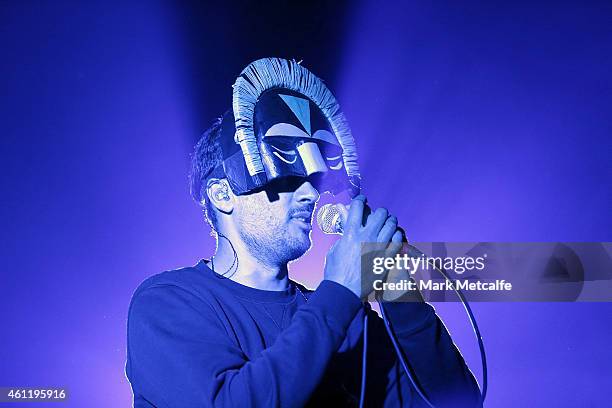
left=316, top=204, right=344, bottom=234
left=317, top=203, right=416, bottom=254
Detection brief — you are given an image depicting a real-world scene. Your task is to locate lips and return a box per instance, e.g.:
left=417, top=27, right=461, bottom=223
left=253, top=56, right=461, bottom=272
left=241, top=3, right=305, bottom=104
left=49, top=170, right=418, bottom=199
left=290, top=210, right=313, bottom=229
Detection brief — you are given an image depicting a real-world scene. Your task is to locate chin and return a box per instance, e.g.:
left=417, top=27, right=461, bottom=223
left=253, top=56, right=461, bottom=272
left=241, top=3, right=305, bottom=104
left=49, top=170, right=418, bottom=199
left=285, top=234, right=312, bottom=262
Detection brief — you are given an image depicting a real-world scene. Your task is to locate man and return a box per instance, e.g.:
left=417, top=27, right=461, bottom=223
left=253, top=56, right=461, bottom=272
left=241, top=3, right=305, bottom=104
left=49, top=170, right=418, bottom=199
left=126, top=58, right=481, bottom=407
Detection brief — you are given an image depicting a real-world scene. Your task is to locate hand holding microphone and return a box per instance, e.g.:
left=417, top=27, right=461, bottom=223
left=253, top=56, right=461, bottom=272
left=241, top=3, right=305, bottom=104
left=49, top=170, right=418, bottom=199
left=320, top=197, right=487, bottom=406
left=320, top=195, right=404, bottom=300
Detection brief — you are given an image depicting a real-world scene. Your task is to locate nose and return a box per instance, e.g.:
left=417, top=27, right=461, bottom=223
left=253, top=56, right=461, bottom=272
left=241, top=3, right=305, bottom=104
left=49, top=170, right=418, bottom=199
left=294, top=180, right=320, bottom=204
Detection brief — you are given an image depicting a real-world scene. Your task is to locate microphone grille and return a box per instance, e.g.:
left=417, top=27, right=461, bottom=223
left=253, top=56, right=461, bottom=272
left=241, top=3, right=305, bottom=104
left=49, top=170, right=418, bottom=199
left=316, top=204, right=342, bottom=234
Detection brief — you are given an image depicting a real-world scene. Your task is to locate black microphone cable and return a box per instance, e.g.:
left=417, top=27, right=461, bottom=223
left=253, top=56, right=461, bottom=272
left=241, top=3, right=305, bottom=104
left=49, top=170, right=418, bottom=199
left=359, top=307, right=369, bottom=408
left=376, top=242, right=488, bottom=408
left=318, top=204, right=487, bottom=408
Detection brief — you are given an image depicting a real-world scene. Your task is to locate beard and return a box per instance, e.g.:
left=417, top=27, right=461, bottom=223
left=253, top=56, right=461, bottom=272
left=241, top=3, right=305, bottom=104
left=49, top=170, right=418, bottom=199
left=236, top=203, right=313, bottom=266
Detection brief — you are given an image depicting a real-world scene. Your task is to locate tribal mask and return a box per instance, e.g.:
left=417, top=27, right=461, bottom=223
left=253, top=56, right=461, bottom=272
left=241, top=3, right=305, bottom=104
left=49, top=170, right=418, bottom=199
left=216, top=58, right=361, bottom=197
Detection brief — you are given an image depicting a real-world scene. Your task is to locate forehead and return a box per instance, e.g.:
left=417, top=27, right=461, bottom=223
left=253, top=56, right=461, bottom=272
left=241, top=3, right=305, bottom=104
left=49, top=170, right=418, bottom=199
left=254, top=89, right=339, bottom=146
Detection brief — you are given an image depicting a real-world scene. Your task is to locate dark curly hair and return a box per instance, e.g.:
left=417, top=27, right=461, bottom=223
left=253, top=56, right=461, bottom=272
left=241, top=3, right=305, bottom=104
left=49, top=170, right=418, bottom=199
left=189, top=117, right=224, bottom=231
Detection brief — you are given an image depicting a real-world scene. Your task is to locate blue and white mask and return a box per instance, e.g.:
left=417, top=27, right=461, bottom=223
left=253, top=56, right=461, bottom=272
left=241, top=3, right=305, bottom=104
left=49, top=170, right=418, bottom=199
left=216, top=58, right=361, bottom=197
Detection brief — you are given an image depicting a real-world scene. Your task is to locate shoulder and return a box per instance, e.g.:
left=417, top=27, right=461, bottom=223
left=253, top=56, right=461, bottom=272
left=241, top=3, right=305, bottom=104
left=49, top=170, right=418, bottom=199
left=128, top=263, right=220, bottom=318
left=127, top=263, right=235, bottom=341
left=132, top=259, right=227, bottom=299
left=133, top=266, right=199, bottom=295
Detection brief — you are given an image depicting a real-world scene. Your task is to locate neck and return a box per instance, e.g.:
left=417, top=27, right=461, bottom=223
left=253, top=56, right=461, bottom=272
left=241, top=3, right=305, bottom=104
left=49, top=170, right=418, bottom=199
left=210, top=230, right=290, bottom=291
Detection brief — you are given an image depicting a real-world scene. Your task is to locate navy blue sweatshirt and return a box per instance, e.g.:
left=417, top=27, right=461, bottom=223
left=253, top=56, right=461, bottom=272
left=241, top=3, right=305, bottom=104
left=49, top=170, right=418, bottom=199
left=126, top=260, right=481, bottom=407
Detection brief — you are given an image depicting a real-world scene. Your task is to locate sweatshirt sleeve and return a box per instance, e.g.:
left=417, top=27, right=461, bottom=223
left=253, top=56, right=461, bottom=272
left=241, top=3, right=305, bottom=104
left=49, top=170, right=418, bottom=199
left=126, top=280, right=361, bottom=408
left=369, top=301, right=483, bottom=408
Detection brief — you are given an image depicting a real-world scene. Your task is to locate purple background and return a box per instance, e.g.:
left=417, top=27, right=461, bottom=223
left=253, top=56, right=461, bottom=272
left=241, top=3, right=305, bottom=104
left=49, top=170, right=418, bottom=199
left=1, top=1, right=611, bottom=406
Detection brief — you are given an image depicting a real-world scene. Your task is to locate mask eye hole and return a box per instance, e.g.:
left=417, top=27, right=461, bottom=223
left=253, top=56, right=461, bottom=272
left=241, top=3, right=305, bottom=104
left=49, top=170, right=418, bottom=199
left=266, top=139, right=298, bottom=164
left=270, top=145, right=297, bottom=164
left=270, top=144, right=297, bottom=155
left=326, top=157, right=343, bottom=170
left=314, top=141, right=343, bottom=169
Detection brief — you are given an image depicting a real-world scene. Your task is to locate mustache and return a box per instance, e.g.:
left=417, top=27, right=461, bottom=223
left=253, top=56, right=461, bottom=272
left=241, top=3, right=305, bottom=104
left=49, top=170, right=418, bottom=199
left=288, top=204, right=315, bottom=218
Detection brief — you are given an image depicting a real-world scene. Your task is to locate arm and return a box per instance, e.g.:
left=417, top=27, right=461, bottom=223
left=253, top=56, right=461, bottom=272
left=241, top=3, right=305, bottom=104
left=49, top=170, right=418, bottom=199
left=126, top=280, right=361, bottom=408
left=368, top=301, right=482, bottom=408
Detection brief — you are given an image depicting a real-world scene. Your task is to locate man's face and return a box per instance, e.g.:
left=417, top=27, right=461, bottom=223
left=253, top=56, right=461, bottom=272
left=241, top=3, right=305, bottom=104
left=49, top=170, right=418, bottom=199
left=233, top=176, right=320, bottom=265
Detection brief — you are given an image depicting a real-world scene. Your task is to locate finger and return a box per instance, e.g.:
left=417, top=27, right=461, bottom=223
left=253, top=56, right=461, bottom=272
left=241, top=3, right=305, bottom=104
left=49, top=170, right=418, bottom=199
left=396, top=227, right=408, bottom=244
left=365, top=207, right=389, bottom=234
left=337, top=204, right=349, bottom=226
left=385, top=230, right=404, bottom=257
left=377, top=215, right=398, bottom=243
left=392, top=229, right=404, bottom=244
left=346, top=194, right=366, bottom=231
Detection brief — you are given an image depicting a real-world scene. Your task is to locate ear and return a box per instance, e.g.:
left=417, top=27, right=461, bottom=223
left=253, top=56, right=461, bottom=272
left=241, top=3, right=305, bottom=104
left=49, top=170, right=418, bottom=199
left=205, top=178, right=234, bottom=214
